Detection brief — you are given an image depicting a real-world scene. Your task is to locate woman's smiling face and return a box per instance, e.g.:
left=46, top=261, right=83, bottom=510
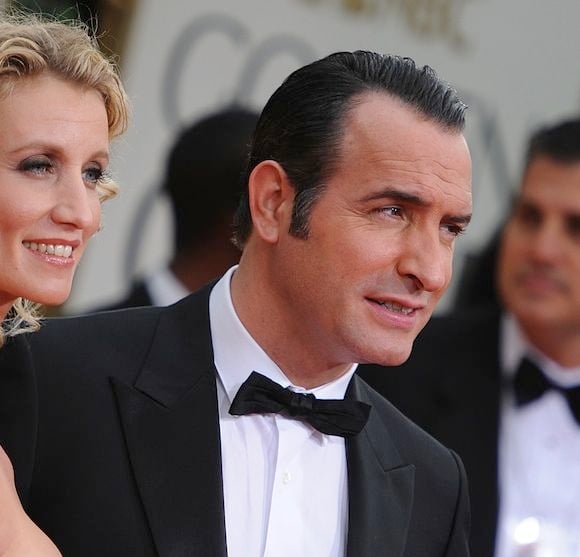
left=0, top=73, right=109, bottom=318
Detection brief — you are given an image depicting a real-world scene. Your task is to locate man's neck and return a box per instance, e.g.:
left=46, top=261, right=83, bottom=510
left=520, top=321, right=580, bottom=368
left=230, top=261, right=353, bottom=389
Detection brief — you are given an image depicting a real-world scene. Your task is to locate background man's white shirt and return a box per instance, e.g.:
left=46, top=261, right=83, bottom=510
left=144, top=267, right=190, bottom=306
left=496, top=314, right=580, bottom=557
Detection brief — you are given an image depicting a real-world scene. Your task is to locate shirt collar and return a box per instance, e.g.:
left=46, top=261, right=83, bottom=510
left=209, top=266, right=357, bottom=405
left=501, top=312, right=580, bottom=387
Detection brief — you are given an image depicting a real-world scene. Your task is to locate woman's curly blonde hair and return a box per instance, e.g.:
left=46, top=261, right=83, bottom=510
left=0, top=13, right=130, bottom=348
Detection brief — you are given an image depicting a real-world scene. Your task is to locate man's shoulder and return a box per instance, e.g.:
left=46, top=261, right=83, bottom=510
left=28, top=286, right=212, bottom=381
left=39, top=283, right=213, bottom=342
left=35, top=304, right=163, bottom=345
left=353, top=376, right=470, bottom=554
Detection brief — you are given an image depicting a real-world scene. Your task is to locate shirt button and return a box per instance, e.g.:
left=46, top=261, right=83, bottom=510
left=282, top=471, right=292, bottom=485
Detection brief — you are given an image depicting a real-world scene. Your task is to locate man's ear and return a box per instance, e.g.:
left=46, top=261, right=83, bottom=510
left=248, top=160, right=294, bottom=244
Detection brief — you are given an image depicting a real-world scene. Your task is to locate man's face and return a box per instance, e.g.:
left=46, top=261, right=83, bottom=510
left=498, top=155, right=580, bottom=338
left=271, top=93, right=472, bottom=368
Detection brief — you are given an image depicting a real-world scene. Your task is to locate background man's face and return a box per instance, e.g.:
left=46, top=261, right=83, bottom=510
left=270, top=93, right=472, bottom=369
left=498, top=156, right=580, bottom=337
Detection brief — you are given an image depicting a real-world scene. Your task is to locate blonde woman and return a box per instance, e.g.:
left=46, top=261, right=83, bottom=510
left=0, top=15, right=129, bottom=556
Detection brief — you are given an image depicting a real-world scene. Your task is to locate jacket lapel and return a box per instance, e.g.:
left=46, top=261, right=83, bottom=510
left=111, top=285, right=227, bottom=557
left=345, top=376, right=415, bottom=557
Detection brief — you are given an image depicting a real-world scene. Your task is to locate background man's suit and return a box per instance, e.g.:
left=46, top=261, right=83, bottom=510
left=97, top=280, right=152, bottom=311
left=14, top=282, right=471, bottom=556
left=359, top=308, right=502, bottom=557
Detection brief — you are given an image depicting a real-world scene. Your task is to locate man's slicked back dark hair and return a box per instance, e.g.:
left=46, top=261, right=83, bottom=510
left=232, top=50, right=467, bottom=248
left=525, top=118, right=580, bottom=168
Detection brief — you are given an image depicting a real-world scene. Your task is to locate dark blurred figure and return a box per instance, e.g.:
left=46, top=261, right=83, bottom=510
left=103, top=106, right=259, bottom=309
left=359, top=117, right=580, bottom=557
left=452, top=226, right=502, bottom=311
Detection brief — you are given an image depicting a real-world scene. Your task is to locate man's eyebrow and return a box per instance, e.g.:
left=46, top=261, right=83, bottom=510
left=446, top=214, right=472, bottom=226
left=360, top=188, right=428, bottom=206
left=360, top=187, right=472, bottom=224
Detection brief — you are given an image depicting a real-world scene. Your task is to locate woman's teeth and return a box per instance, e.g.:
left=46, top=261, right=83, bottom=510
left=23, top=241, right=73, bottom=258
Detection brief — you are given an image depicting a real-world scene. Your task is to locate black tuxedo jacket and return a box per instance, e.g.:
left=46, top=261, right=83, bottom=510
left=0, top=334, right=37, bottom=505
left=14, top=283, right=470, bottom=556
left=359, top=308, right=503, bottom=557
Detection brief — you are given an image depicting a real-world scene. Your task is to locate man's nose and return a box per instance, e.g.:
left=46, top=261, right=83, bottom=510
left=527, top=221, right=562, bottom=264
left=396, top=229, right=450, bottom=293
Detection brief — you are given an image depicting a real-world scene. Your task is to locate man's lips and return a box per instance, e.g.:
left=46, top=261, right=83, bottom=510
left=515, top=271, right=568, bottom=294
left=366, top=296, right=425, bottom=316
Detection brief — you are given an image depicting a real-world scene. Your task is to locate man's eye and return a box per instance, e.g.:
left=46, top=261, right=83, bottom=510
left=378, top=206, right=402, bottom=217
left=514, top=205, right=541, bottom=229
left=566, top=216, right=580, bottom=239
left=442, top=224, right=465, bottom=237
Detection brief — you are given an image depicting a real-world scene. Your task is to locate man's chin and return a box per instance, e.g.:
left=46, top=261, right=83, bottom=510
left=358, top=343, right=414, bottom=367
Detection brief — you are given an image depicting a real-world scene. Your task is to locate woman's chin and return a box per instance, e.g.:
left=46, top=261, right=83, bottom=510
left=27, top=287, right=72, bottom=308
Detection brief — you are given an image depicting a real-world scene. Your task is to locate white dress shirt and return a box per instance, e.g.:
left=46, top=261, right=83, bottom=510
left=209, top=266, right=357, bottom=557
left=496, top=314, right=580, bottom=557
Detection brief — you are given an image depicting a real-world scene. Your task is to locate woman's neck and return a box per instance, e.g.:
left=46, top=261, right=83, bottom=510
left=0, top=300, right=12, bottom=323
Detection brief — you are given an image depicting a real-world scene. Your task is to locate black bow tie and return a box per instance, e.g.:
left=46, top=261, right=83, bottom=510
left=513, top=357, right=580, bottom=424
left=229, top=371, right=371, bottom=437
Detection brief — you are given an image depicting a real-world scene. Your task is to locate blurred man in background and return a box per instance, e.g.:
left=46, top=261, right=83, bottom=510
left=101, top=106, right=258, bottom=309
left=360, top=117, right=580, bottom=557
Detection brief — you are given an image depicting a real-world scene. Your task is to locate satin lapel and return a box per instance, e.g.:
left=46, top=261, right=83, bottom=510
left=112, top=285, right=227, bottom=557
left=345, top=376, right=414, bottom=557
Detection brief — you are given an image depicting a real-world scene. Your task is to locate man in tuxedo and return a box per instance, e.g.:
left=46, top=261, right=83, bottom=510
left=360, top=117, right=580, bottom=557
left=22, top=51, right=473, bottom=556
left=96, top=107, right=259, bottom=311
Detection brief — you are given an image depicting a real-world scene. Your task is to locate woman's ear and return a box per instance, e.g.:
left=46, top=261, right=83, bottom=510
left=247, top=160, right=294, bottom=244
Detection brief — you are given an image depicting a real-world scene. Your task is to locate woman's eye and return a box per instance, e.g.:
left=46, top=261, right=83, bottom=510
left=18, top=156, right=53, bottom=176
left=82, top=165, right=106, bottom=186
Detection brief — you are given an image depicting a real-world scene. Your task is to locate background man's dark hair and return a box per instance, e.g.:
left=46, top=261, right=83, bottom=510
left=164, top=106, right=259, bottom=253
left=232, top=50, right=467, bottom=248
left=525, top=117, right=580, bottom=167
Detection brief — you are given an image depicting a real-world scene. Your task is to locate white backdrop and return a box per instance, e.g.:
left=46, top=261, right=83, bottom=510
left=65, top=0, right=580, bottom=312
